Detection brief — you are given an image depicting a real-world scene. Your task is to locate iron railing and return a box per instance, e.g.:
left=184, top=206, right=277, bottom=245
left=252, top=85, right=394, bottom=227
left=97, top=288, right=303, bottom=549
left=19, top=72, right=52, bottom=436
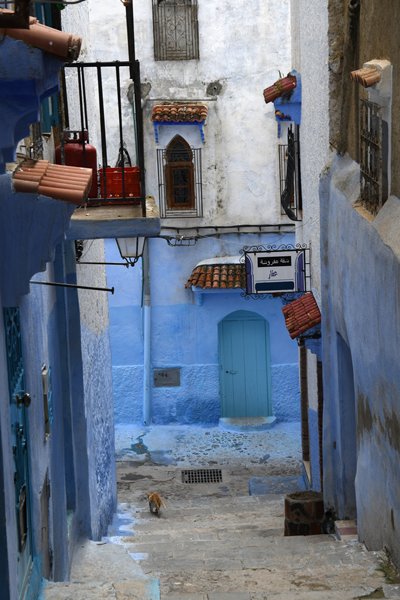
left=157, top=146, right=203, bottom=217
left=61, top=61, right=146, bottom=214
left=278, top=126, right=302, bottom=221
left=359, top=99, right=384, bottom=214
left=152, top=0, right=199, bottom=61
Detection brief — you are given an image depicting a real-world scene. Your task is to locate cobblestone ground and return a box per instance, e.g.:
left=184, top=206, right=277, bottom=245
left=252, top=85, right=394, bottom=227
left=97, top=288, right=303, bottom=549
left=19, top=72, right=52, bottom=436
left=43, top=423, right=400, bottom=600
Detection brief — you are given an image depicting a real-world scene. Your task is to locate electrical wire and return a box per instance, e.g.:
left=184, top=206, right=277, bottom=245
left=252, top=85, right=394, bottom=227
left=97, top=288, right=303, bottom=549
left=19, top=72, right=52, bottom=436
left=31, top=0, right=88, bottom=4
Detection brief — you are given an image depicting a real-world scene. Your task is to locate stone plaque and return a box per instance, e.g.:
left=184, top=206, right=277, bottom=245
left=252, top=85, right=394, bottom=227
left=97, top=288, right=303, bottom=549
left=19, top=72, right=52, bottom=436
left=153, top=368, right=181, bottom=387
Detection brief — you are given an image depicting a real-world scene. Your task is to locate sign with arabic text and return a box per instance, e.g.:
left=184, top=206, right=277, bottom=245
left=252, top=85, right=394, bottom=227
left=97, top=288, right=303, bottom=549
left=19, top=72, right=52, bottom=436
left=244, top=248, right=307, bottom=294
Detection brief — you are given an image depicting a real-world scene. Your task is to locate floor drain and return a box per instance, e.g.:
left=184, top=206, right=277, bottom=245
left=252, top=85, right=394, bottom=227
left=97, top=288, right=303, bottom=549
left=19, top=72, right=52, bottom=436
left=181, top=469, right=223, bottom=484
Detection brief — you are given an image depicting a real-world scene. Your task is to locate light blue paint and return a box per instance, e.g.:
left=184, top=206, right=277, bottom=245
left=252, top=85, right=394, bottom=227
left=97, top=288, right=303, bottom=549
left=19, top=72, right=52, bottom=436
left=320, top=155, right=400, bottom=566
left=219, top=311, right=272, bottom=418
left=271, top=364, right=300, bottom=421
left=0, top=38, right=63, bottom=172
left=106, top=232, right=300, bottom=426
left=0, top=174, right=74, bottom=307
left=308, top=407, right=321, bottom=491
left=113, top=366, right=144, bottom=423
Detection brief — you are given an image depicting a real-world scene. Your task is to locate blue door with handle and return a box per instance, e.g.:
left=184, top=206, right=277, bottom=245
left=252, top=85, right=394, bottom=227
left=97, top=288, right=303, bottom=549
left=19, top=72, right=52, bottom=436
left=3, top=308, right=34, bottom=600
left=219, top=310, right=272, bottom=418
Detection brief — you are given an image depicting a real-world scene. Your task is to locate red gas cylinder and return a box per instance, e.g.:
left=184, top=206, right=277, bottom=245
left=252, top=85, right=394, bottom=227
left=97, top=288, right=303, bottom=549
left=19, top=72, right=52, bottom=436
left=55, top=130, right=98, bottom=198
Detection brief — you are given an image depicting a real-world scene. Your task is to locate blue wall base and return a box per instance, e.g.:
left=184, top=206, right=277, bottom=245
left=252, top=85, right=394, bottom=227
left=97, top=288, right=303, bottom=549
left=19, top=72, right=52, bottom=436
left=219, top=416, right=277, bottom=432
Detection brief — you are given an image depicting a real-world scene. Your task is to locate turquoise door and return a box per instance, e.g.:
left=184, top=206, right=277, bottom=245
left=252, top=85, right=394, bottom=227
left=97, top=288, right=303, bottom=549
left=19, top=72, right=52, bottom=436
left=219, top=311, right=272, bottom=418
left=3, top=308, right=33, bottom=599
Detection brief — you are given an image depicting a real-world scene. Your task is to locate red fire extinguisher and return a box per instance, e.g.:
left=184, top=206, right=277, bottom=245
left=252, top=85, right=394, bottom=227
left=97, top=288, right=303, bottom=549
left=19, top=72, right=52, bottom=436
left=55, top=130, right=98, bottom=198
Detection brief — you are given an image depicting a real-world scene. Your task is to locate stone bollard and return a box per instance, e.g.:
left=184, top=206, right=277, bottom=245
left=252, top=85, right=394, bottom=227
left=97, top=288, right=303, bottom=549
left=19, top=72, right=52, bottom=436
left=284, top=491, right=325, bottom=536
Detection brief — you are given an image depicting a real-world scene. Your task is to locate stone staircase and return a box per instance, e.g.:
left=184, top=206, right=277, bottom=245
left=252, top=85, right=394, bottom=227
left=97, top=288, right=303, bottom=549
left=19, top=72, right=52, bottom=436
left=42, top=462, right=400, bottom=600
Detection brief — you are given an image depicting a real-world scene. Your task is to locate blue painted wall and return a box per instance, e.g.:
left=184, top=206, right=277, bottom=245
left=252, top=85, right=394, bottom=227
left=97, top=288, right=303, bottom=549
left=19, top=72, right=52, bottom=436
left=106, top=232, right=300, bottom=425
left=321, top=155, right=400, bottom=566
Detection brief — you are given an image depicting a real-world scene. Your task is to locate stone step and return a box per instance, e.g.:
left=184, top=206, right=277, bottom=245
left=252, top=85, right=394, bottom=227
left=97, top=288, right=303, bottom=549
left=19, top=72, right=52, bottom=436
left=157, top=562, right=388, bottom=597
left=123, top=533, right=341, bottom=560
left=163, top=588, right=400, bottom=600
left=42, top=579, right=158, bottom=600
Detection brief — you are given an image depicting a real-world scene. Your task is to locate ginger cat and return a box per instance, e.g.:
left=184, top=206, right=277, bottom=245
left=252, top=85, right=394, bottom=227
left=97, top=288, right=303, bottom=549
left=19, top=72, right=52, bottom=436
left=147, top=492, right=166, bottom=517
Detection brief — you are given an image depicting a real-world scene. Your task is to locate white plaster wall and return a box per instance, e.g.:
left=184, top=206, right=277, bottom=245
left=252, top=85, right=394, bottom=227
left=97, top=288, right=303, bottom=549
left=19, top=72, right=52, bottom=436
left=74, top=0, right=292, bottom=226
left=290, top=0, right=330, bottom=300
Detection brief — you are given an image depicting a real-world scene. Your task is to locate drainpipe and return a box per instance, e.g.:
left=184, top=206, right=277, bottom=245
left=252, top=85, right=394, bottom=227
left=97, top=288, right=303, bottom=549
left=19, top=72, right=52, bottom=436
left=125, top=1, right=151, bottom=423
left=142, top=240, right=151, bottom=425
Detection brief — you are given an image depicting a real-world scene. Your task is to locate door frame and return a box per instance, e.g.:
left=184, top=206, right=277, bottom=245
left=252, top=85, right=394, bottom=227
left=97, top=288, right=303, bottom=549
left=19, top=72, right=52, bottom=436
left=218, top=310, right=272, bottom=418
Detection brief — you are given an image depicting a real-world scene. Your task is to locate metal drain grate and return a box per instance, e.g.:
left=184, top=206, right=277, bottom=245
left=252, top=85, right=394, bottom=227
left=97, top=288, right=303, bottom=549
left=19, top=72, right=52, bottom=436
left=181, top=469, right=223, bottom=484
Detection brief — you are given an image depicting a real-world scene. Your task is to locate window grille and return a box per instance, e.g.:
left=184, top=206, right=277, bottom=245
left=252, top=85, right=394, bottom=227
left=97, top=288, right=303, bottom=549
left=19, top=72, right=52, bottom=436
left=279, top=126, right=302, bottom=221
left=359, top=99, right=384, bottom=214
left=157, top=142, right=203, bottom=217
left=152, top=0, right=199, bottom=61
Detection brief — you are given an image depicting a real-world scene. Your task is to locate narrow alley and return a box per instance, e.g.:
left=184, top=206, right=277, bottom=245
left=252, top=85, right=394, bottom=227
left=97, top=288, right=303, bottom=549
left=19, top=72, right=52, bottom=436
left=42, top=425, right=400, bottom=600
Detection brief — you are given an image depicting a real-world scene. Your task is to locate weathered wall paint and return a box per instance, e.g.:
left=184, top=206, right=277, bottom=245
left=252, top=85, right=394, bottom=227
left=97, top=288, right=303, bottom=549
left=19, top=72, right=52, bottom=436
left=107, top=233, right=300, bottom=425
left=321, top=154, right=400, bottom=566
left=290, top=0, right=329, bottom=493
left=291, top=0, right=329, bottom=298
left=76, top=240, right=116, bottom=540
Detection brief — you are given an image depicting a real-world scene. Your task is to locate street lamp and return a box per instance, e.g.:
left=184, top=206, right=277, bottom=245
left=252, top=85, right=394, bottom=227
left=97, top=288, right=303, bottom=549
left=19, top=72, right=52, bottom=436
left=116, top=237, right=146, bottom=266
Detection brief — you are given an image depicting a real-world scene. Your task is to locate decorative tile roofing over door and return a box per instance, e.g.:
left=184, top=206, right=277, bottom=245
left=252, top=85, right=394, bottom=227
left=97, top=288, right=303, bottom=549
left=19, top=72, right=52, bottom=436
left=282, top=292, right=321, bottom=339
left=0, top=11, right=81, bottom=61
left=151, top=104, right=208, bottom=123
left=186, top=263, right=245, bottom=289
left=13, top=159, right=93, bottom=205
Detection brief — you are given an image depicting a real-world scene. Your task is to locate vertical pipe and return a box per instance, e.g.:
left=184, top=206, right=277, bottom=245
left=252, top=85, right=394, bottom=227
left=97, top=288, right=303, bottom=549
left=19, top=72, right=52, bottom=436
left=115, top=64, right=126, bottom=197
left=142, top=241, right=151, bottom=425
left=125, top=1, right=146, bottom=215
left=97, top=64, right=108, bottom=167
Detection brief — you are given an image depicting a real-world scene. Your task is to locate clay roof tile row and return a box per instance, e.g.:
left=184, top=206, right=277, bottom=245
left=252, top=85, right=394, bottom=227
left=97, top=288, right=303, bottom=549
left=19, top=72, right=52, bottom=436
left=13, top=159, right=93, bottom=205
left=350, top=66, right=381, bottom=88
left=263, top=74, right=297, bottom=104
left=281, top=292, right=321, bottom=339
left=186, top=264, right=245, bottom=290
left=0, top=11, right=81, bottom=61
left=152, top=103, right=208, bottom=123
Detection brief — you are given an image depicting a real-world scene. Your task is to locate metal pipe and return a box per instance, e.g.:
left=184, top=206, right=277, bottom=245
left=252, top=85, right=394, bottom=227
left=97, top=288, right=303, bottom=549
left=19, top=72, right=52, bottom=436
left=96, top=64, right=108, bottom=169
left=142, top=241, right=151, bottom=425
left=30, top=281, right=114, bottom=294
left=76, top=261, right=130, bottom=267
left=115, top=64, right=126, bottom=197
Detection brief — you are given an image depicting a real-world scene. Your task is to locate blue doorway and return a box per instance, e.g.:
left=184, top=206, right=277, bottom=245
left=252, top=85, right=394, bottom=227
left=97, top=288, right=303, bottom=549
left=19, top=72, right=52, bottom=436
left=3, top=308, right=34, bottom=599
left=218, top=310, right=272, bottom=418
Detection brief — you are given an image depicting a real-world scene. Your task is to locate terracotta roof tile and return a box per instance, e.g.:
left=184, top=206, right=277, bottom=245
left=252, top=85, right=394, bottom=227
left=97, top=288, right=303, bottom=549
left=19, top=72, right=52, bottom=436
left=263, top=74, right=297, bottom=104
left=282, top=292, right=321, bottom=339
left=186, top=263, right=246, bottom=290
left=152, top=103, right=208, bottom=123
left=12, top=159, right=92, bottom=205
left=350, top=66, right=381, bottom=88
left=0, top=12, right=81, bottom=61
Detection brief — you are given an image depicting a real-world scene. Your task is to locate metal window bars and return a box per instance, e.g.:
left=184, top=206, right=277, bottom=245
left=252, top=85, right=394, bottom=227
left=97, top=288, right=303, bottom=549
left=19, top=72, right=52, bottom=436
left=152, top=0, right=199, bottom=61
left=359, top=99, right=383, bottom=214
left=278, top=126, right=302, bottom=221
left=61, top=61, right=146, bottom=214
left=157, top=146, right=203, bottom=217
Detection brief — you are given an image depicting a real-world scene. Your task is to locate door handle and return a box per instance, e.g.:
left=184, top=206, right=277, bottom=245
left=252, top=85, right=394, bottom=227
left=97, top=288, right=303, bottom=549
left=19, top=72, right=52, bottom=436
left=16, top=393, right=31, bottom=408
left=225, top=370, right=238, bottom=374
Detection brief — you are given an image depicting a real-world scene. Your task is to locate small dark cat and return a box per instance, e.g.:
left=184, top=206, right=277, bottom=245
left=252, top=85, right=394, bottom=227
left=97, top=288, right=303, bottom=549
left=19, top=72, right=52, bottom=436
left=323, top=507, right=337, bottom=534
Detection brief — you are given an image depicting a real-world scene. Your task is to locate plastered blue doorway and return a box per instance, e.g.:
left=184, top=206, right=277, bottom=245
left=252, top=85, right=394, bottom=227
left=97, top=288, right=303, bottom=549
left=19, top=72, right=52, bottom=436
left=218, top=310, right=272, bottom=418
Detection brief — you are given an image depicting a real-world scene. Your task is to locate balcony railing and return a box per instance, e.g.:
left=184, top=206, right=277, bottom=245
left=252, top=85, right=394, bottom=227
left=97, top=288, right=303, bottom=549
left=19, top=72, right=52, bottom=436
left=359, top=98, right=387, bottom=215
left=278, top=126, right=302, bottom=221
left=61, top=61, right=146, bottom=215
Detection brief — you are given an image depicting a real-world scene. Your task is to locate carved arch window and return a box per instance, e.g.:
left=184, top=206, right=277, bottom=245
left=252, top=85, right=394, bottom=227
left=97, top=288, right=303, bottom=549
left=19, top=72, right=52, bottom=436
left=165, top=136, right=195, bottom=211
left=152, top=0, right=199, bottom=61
